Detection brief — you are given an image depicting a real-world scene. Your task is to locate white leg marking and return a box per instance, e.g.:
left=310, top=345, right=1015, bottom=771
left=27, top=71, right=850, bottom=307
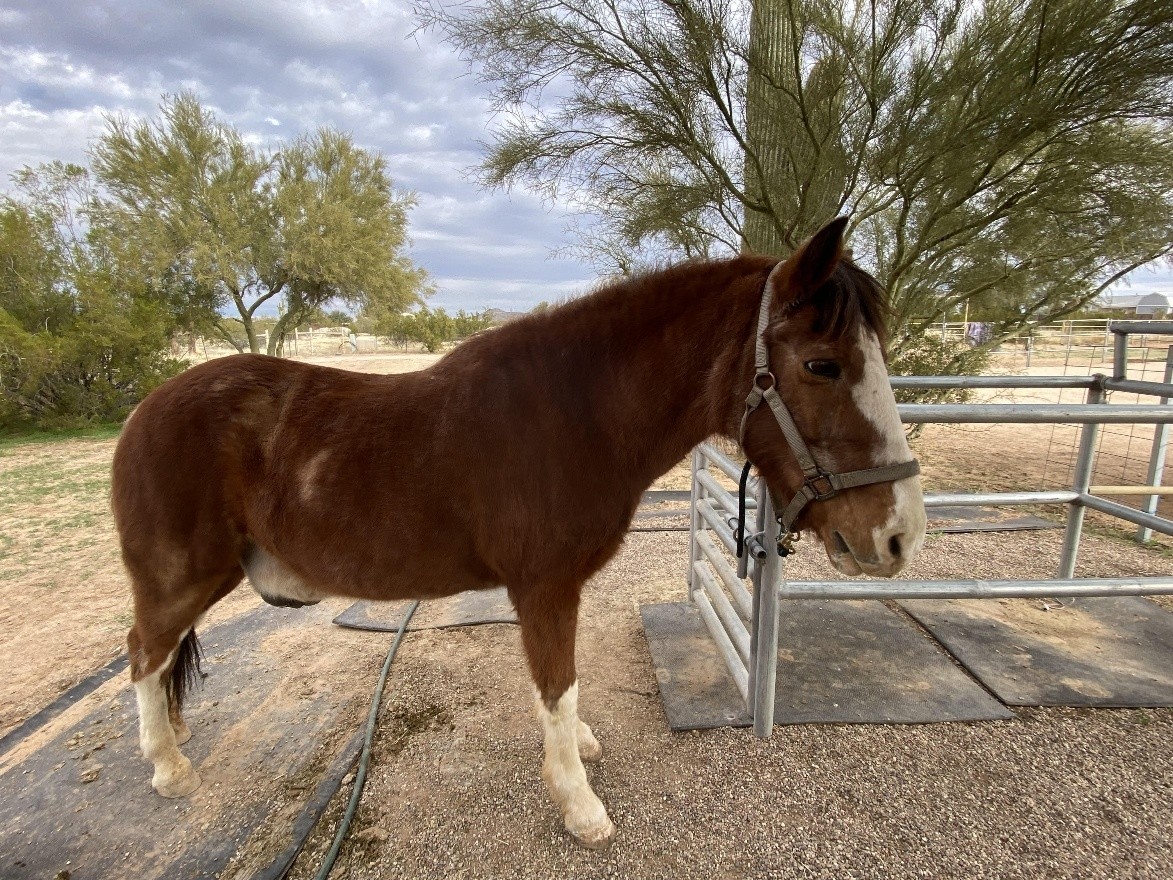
left=577, top=719, right=602, bottom=762
left=135, top=642, right=201, bottom=798
left=536, top=682, right=614, bottom=847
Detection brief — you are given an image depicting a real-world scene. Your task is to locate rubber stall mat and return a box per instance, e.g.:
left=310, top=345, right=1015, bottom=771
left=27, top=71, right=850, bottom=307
left=333, top=586, right=518, bottom=632
left=0, top=602, right=369, bottom=880
left=902, top=596, right=1173, bottom=707
left=642, top=600, right=1012, bottom=731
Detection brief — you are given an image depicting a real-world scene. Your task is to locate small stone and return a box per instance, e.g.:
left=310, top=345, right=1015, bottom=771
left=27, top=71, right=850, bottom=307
left=79, top=766, right=102, bottom=784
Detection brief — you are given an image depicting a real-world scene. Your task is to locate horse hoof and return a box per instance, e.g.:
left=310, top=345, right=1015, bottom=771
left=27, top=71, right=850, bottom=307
left=154, top=766, right=201, bottom=798
left=172, top=723, right=192, bottom=745
left=570, top=817, right=616, bottom=849
left=579, top=738, right=603, bottom=763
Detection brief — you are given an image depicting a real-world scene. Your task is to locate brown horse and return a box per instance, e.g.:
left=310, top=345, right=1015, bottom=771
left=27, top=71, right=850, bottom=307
left=112, top=217, right=924, bottom=848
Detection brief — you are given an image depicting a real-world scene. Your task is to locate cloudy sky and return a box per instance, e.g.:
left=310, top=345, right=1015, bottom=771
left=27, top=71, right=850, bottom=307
left=0, top=0, right=599, bottom=313
left=1, top=0, right=1169, bottom=313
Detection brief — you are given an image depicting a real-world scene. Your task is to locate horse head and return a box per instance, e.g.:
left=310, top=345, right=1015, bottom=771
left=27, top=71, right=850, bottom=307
left=739, top=217, right=926, bottom=577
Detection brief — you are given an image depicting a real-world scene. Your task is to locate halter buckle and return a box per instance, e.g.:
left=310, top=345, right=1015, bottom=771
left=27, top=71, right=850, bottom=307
left=753, top=371, right=776, bottom=391
left=805, top=472, right=838, bottom=501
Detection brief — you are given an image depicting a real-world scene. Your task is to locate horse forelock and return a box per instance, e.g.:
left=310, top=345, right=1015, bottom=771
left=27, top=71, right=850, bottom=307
left=802, top=260, right=891, bottom=352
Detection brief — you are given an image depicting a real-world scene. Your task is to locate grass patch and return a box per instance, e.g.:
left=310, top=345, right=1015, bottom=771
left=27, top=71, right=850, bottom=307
left=0, top=423, right=123, bottom=452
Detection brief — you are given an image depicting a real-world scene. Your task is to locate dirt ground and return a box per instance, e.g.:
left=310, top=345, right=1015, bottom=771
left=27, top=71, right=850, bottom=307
left=1, top=349, right=1171, bottom=879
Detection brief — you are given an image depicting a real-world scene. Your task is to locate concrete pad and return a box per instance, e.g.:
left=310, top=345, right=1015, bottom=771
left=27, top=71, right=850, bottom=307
left=902, top=597, right=1173, bottom=707
left=642, top=600, right=1012, bottom=731
left=332, top=587, right=518, bottom=633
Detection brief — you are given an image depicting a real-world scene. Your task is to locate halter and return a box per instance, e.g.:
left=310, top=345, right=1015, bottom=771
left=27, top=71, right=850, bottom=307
left=736, top=261, right=921, bottom=557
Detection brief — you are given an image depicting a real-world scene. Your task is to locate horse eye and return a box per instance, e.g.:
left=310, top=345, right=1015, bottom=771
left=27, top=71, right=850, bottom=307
left=804, top=360, right=841, bottom=379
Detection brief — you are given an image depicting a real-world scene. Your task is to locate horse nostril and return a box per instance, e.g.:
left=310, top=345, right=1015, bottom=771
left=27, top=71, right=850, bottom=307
left=888, top=533, right=904, bottom=561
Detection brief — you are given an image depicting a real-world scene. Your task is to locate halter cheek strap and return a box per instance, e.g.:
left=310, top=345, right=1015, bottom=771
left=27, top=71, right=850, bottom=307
left=737, top=261, right=921, bottom=545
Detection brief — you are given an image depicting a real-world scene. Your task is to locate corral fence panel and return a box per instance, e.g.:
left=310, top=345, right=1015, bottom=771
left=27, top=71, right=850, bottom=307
left=689, top=321, right=1173, bottom=737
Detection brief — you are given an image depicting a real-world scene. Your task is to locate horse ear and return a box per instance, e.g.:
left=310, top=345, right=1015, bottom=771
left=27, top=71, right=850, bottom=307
left=783, top=216, right=849, bottom=293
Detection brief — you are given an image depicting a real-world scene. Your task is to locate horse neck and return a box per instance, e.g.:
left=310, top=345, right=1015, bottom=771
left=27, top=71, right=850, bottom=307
left=552, top=258, right=770, bottom=487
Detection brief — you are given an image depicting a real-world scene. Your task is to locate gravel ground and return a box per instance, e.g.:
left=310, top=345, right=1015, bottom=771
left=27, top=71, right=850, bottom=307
left=274, top=528, right=1173, bottom=880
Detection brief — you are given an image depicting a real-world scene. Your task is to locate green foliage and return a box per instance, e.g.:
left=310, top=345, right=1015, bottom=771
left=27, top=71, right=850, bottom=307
left=0, top=171, right=184, bottom=431
left=427, top=0, right=1173, bottom=373
left=374, top=306, right=493, bottom=353
left=89, top=93, right=431, bottom=355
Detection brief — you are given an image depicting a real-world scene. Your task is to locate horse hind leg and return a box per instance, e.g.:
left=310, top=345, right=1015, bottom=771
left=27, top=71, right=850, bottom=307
left=512, top=583, right=614, bottom=848
left=129, top=626, right=202, bottom=798
left=127, top=568, right=242, bottom=798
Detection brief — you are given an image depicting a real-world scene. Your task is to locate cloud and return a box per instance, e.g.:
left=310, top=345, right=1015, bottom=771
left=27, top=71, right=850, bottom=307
left=0, top=0, right=595, bottom=307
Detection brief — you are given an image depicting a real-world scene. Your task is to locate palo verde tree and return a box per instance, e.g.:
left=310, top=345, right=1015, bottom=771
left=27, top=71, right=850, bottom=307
left=0, top=163, right=183, bottom=429
left=90, top=93, right=429, bottom=355
left=426, top=0, right=1173, bottom=371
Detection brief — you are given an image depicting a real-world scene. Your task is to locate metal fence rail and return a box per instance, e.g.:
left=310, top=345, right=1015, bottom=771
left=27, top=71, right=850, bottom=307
left=686, top=320, right=1173, bottom=737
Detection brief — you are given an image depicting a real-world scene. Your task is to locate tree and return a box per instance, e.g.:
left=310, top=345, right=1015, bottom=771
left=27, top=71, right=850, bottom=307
left=426, top=0, right=1173, bottom=371
left=90, top=93, right=430, bottom=355
left=0, top=164, right=183, bottom=429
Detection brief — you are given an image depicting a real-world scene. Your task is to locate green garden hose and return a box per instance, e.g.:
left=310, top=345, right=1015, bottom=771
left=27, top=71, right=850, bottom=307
left=313, top=599, right=420, bottom=880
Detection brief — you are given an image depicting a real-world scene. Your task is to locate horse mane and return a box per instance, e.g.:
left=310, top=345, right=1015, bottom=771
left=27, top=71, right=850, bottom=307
left=466, top=253, right=889, bottom=359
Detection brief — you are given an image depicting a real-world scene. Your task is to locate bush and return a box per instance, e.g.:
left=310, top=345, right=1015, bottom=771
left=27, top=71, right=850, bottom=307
left=0, top=290, right=185, bottom=431
left=375, top=306, right=492, bottom=353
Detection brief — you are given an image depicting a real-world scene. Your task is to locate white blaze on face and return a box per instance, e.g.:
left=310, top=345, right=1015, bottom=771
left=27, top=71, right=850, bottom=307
left=851, top=326, right=927, bottom=566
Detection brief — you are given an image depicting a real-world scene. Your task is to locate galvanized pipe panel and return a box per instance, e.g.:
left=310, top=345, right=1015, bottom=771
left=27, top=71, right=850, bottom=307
left=924, top=490, right=1079, bottom=507
left=1058, top=387, right=1104, bottom=578
left=890, top=375, right=1095, bottom=390
left=696, top=468, right=756, bottom=517
left=1109, top=320, right=1173, bottom=336
left=898, top=403, right=1172, bottom=424
left=699, top=443, right=746, bottom=484
left=696, top=531, right=753, bottom=620
left=693, top=561, right=751, bottom=664
left=694, top=590, right=749, bottom=702
left=1138, top=347, right=1172, bottom=542
left=697, top=499, right=739, bottom=558
left=1080, top=494, right=1173, bottom=537
left=777, top=577, right=1173, bottom=600
left=751, top=486, right=781, bottom=738
left=1102, top=377, right=1173, bottom=397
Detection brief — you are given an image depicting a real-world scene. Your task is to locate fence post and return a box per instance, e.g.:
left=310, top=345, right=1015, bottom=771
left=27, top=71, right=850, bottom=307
left=1138, top=345, right=1173, bottom=543
left=688, top=448, right=702, bottom=597
left=1058, top=379, right=1107, bottom=578
left=750, top=484, right=780, bottom=738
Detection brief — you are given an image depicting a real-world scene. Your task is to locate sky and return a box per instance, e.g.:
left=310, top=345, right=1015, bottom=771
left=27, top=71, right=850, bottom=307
left=0, top=0, right=597, bottom=313
left=1, top=0, right=1170, bottom=314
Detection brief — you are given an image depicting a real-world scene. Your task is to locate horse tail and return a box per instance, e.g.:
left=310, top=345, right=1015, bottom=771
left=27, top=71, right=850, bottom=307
left=167, top=629, right=204, bottom=711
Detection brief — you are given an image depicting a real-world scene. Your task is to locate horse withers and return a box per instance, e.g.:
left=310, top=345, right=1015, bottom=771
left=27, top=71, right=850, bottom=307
left=112, top=217, right=924, bottom=848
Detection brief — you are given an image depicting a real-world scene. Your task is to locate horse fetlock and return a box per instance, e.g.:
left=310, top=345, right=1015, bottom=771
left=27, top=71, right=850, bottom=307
left=577, top=720, right=602, bottom=762
left=152, top=753, right=201, bottom=798
left=171, top=718, right=192, bottom=745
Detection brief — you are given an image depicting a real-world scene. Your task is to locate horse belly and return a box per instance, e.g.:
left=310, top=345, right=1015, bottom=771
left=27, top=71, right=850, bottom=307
left=242, top=544, right=326, bottom=608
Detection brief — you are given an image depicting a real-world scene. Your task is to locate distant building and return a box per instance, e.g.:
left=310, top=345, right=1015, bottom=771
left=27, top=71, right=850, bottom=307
left=1100, top=292, right=1170, bottom=318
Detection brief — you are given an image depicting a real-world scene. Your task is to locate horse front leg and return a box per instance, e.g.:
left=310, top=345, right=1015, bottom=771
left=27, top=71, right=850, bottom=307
left=512, top=583, right=614, bottom=848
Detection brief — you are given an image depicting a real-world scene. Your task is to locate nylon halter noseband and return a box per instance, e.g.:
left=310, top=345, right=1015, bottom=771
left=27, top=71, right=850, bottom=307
left=736, top=260, right=921, bottom=556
